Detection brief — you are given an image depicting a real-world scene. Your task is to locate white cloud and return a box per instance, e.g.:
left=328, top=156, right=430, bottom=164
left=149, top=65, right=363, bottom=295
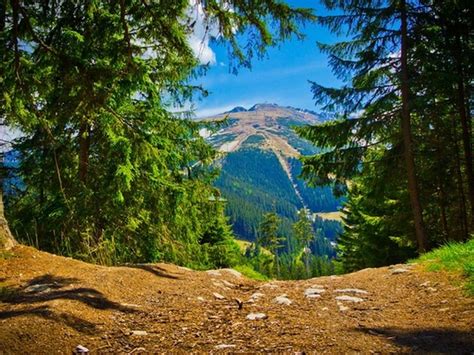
left=0, top=125, right=22, bottom=152
left=187, top=1, right=220, bottom=65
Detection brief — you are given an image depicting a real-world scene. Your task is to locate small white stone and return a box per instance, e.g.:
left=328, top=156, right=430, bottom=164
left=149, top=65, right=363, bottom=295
left=304, top=287, right=325, bottom=297
left=215, top=344, right=236, bottom=349
left=306, top=294, right=321, bottom=299
left=120, top=303, right=141, bottom=308
left=334, top=288, right=369, bottom=295
left=131, top=330, right=147, bottom=336
left=197, top=296, right=206, bottom=302
left=246, top=312, right=267, bottom=320
left=74, top=345, right=89, bottom=354
left=248, top=292, right=264, bottom=302
left=420, top=281, right=431, bottom=287
left=213, top=292, right=225, bottom=300
left=335, top=295, right=364, bottom=303
left=274, top=295, right=292, bottom=305
left=337, top=302, right=349, bottom=312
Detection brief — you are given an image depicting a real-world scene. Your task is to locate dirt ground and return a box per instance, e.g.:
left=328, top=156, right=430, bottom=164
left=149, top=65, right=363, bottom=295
left=1, top=246, right=473, bottom=354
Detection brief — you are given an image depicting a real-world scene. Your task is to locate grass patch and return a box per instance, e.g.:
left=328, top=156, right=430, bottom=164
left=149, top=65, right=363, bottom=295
left=233, top=265, right=269, bottom=281
left=411, top=239, right=474, bottom=295
left=235, top=239, right=272, bottom=256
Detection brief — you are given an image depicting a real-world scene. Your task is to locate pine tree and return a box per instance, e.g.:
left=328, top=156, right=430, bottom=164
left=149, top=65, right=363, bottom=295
left=0, top=184, right=15, bottom=250
left=297, top=0, right=473, bottom=269
left=296, top=0, right=430, bottom=252
left=292, top=208, right=314, bottom=277
left=259, top=212, right=285, bottom=277
left=0, top=1, right=315, bottom=264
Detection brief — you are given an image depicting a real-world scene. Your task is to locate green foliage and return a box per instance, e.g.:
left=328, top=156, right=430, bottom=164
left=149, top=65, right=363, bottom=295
left=259, top=212, right=285, bottom=252
left=337, top=149, right=417, bottom=272
left=215, top=147, right=343, bottom=242
left=233, top=264, right=269, bottom=281
left=0, top=1, right=315, bottom=267
left=293, top=209, right=314, bottom=277
left=412, top=239, right=474, bottom=295
left=235, top=210, right=336, bottom=280
left=215, top=148, right=302, bottom=240
left=289, top=158, right=343, bottom=212
left=297, top=0, right=474, bottom=271
left=242, top=240, right=274, bottom=277
left=293, top=209, right=314, bottom=247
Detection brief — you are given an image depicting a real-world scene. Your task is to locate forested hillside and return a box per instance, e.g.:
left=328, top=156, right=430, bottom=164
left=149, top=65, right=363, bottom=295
left=204, top=104, right=344, bottom=244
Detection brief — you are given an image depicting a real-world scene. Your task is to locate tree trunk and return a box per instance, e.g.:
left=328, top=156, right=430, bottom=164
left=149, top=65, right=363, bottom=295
left=305, top=251, right=310, bottom=279
left=437, top=181, right=450, bottom=239
left=452, top=116, right=469, bottom=241
left=0, top=186, right=16, bottom=250
left=0, top=2, right=16, bottom=250
left=434, top=133, right=450, bottom=239
left=454, top=32, right=474, bottom=229
left=275, top=253, right=280, bottom=279
left=400, top=0, right=428, bottom=252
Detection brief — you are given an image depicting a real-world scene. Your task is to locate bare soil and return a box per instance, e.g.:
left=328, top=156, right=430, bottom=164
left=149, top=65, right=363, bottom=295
left=1, top=246, right=473, bottom=354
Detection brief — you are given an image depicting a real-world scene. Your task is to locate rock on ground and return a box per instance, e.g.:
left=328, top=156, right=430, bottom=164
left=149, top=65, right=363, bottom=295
left=335, top=295, right=364, bottom=303
left=246, top=313, right=268, bottom=320
left=334, top=288, right=368, bottom=295
left=274, top=295, right=292, bottom=305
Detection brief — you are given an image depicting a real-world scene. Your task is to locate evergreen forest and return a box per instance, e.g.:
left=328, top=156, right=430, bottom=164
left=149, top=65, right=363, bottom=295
left=0, top=0, right=473, bottom=281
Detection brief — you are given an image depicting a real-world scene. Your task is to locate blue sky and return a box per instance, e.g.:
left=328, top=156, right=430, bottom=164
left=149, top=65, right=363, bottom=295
left=192, top=1, right=342, bottom=117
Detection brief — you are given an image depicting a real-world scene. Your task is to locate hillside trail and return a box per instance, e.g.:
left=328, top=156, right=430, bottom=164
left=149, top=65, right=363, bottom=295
left=1, top=246, right=473, bottom=353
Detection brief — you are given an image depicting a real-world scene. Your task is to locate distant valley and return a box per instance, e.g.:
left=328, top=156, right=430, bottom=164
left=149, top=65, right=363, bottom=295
left=200, top=103, right=343, bottom=252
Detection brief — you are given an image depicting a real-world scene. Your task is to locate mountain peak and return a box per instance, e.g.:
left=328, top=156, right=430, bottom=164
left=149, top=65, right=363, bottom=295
left=225, top=106, right=248, bottom=114
left=248, top=103, right=280, bottom=111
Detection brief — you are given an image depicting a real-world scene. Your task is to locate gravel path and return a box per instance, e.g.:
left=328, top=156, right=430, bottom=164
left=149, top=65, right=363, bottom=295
left=1, top=246, right=473, bottom=353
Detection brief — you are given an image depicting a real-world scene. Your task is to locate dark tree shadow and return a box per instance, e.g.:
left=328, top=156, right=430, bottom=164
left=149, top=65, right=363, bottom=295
left=127, top=264, right=180, bottom=279
left=354, top=326, right=474, bottom=354
left=8, top=287, right=139, bottom=311
left=2, top=274, right=136, bottom=312
left=0, top=274, right=139, bottom=334
left=25, top=274, right=79, bottom=288
left=0, top=306, right=97, bottom=334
